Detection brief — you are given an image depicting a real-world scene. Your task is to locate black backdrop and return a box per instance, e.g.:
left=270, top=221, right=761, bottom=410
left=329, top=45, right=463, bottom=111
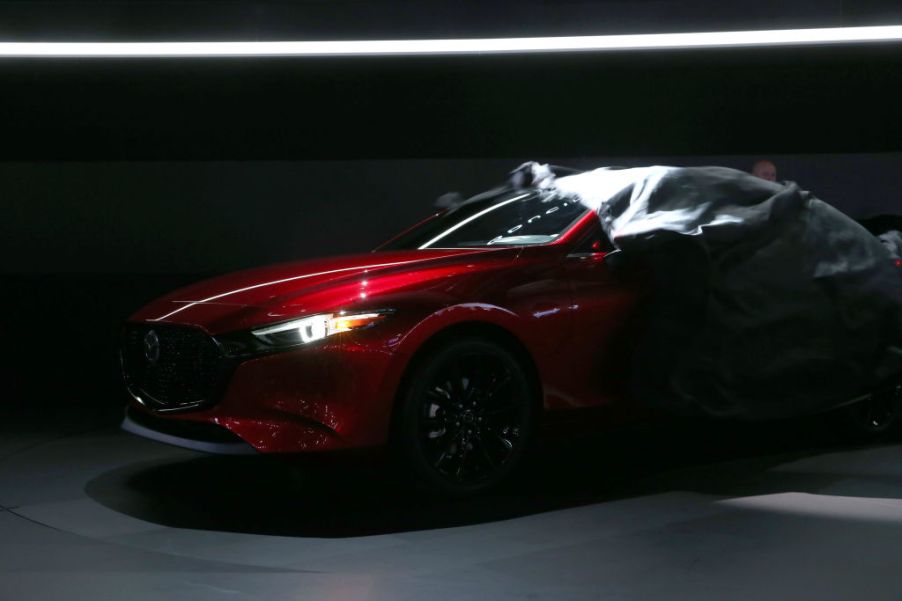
left=1, top=154, right=900, bottom=276
left=2, top=44, right=901, bottom=161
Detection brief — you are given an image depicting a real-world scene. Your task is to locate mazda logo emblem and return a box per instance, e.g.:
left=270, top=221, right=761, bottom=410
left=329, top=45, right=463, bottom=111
left=143, top=330, right=161, bottom=364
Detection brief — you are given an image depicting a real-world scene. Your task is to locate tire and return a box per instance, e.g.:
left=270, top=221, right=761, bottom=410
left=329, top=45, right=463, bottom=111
left=393, top=337, right=538, bottom=495
left=835, top=383, right=902, bottom=442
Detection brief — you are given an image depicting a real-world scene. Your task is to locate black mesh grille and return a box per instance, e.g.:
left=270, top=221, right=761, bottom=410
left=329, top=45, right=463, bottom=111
left=122, top=324, right=227, bottom=411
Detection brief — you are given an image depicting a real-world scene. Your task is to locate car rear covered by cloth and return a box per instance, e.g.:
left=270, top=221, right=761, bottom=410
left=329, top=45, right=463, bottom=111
left=526, top=163, right=902, bottom=419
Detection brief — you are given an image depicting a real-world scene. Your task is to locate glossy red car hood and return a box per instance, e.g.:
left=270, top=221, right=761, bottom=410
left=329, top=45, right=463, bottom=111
left=131, top=248, right=518, bottom=333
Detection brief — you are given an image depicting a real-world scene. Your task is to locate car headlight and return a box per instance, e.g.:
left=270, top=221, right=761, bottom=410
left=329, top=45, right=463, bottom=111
left=250, top=310, right=392, bottom=348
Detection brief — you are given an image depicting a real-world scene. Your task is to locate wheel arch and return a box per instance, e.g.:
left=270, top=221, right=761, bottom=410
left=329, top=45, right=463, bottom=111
left=388, top=320, right=544, bottom=438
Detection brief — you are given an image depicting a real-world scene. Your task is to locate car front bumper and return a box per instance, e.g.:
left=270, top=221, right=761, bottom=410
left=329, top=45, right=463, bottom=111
left=124, top=336, right=409, bottom=454
left=122, top=406, right=257, bottom=455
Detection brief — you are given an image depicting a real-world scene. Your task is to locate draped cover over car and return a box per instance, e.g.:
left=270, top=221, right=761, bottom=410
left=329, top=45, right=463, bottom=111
left=532, top=164, right=902, bottom=419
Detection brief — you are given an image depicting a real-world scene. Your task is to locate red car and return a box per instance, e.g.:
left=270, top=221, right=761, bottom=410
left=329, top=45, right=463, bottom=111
left=122, top=186, right=648, bottom=493
left=121, top=185, right=901, bottom=493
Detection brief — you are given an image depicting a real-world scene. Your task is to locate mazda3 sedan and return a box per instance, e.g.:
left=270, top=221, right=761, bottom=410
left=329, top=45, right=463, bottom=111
left=122, top=186, right=649, bottom=493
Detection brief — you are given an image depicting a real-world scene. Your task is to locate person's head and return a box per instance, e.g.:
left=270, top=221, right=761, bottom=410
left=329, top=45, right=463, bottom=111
left=751, top=159, right=777, bottom=182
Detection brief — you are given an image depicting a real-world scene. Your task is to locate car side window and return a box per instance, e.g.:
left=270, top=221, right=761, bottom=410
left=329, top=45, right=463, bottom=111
left=570, top=220, right=615, bottom=255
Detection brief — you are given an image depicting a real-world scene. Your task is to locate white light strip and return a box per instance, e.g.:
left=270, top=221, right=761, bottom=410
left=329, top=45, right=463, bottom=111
left=1, top=26, right=901, bottom=58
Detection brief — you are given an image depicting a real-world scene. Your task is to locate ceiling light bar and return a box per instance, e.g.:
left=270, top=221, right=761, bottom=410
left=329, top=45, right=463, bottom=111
left=0, top=25, right=901, bottom=58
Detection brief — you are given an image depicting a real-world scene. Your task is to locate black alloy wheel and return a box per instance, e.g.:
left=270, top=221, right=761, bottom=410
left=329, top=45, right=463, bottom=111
left=395, top=337, right=537, bottom=495
left=841, top=383, right=902, bottom=440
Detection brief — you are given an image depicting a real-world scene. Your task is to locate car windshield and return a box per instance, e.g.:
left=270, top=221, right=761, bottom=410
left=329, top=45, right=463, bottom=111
left=380, top=190, right=589, bottom=250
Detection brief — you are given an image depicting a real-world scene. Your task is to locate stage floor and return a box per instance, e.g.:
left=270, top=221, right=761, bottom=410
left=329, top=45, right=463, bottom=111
left=2, top=403, right=902, bottom=600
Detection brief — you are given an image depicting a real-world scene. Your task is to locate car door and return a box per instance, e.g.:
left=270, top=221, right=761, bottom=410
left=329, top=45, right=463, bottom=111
left=556, top=220, right=645, bottom=413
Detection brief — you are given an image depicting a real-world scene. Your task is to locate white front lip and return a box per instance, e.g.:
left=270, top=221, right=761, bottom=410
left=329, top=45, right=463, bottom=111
left=121, top=412, right=257, bottom=455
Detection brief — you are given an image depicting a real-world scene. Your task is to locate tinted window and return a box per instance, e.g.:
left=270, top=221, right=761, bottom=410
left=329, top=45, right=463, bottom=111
left=381, top=190, right=589, bottom=250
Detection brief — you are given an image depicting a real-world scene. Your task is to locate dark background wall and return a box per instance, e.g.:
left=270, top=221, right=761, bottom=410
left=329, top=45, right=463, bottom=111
left=0, top=0, right=898, bottom=41
left=1, top=154, right=899, bottom=275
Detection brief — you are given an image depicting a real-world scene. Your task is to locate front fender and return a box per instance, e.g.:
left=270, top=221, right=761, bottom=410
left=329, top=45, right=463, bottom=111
left=393, top=302, right=524, bottom=358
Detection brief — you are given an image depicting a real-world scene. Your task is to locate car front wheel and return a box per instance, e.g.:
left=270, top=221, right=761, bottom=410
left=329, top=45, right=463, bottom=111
left=836, top=383, right=902, bottom=441
left=393, top=337, right=537, bottom=495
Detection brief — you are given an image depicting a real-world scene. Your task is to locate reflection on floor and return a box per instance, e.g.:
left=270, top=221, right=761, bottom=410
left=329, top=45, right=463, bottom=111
left=2, top=401, right=902, bottom=601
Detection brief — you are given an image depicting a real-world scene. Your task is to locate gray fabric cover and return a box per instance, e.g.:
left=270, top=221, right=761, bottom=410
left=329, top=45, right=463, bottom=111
left=551, top=165, right=902, bottom=419
left=878, top=230, right=902, bottom=259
